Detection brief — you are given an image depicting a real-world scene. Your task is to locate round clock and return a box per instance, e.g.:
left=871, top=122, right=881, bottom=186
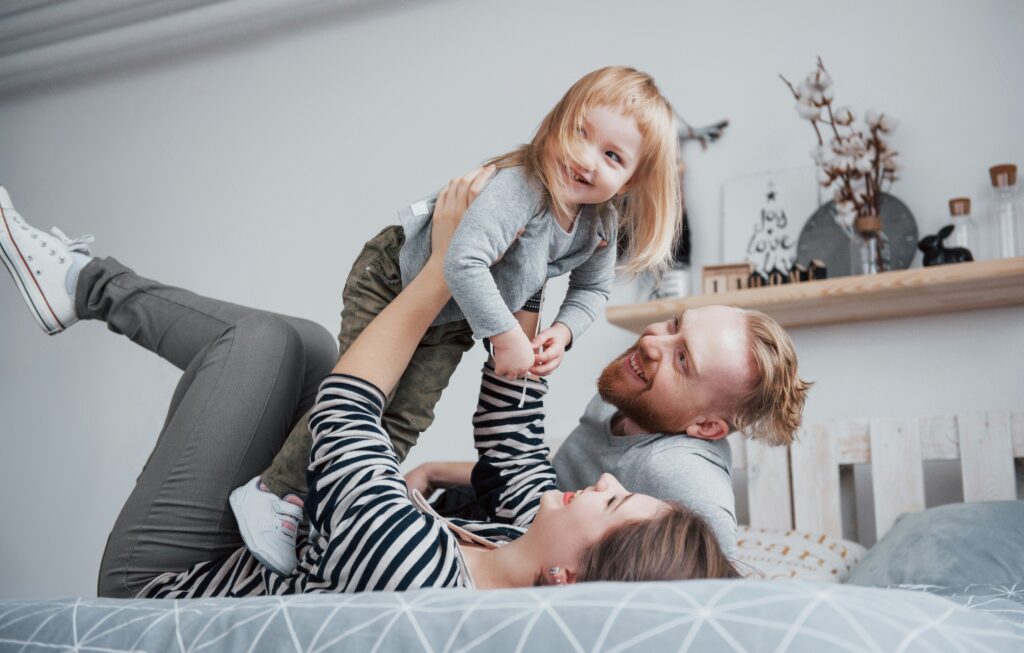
left=796, top=192, right=919, bottom=277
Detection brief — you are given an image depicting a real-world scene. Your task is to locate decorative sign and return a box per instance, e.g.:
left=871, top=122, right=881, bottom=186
left=722, top=167, right=822, bottom=275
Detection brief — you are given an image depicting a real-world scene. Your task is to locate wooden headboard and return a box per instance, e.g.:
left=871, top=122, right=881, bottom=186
left=729, top=411, right=1024, bottom=542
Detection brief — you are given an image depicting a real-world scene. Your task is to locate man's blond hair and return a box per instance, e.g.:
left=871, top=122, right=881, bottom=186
left=731, top=311, right=811, bottom=446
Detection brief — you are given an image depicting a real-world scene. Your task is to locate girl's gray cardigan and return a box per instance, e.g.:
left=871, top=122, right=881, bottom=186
left=397, top=166, right=618, bottom=341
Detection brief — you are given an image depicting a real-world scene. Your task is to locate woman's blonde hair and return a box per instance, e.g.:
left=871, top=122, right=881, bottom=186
left=487, top=66, right=681, bottom=275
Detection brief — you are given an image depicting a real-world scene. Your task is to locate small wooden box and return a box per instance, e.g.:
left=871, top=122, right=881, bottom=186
left=702, top=262, right=753, bottom=294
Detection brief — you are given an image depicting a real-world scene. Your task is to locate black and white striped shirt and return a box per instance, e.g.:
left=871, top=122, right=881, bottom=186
left=138, top=365, right=556, bottom=598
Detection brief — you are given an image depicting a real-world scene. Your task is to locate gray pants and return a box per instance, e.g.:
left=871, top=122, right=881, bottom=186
left=82, top=257, right=338, bottom=598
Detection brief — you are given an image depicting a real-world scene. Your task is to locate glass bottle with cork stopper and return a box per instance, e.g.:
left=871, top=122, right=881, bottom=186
left=988, top=164, right=1022, bottom=259
left=947, top=197, right=981, bottom=260
left=849, top=213, right=891, bottom=275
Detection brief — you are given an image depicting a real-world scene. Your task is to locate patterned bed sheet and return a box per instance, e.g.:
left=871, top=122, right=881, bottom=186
left=1, top=580, right=1021, bottom=652
left=896, top=582, right=1024, bottom=635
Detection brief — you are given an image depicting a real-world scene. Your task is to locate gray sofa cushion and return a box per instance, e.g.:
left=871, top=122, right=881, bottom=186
left=847, top=500, right=1024, bottom=587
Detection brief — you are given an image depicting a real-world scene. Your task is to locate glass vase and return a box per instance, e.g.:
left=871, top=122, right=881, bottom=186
left=849, top=215, right=891, bottom=275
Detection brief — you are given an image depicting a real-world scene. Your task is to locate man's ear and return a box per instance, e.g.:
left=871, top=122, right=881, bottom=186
left=684, top=416, right=731, bottom=441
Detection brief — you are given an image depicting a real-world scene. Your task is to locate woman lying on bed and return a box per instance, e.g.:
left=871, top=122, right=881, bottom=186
left=1, top=168, right=736, bottom=598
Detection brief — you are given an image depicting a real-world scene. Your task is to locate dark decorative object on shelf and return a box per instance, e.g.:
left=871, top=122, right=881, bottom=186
left=797, top=192, right=917, bottom=277
left=767, top=268, right=788, bottom=286
left=919, top=225, right=974, bottom=266
left=749, top=260, right=826, bottom=289
left=808, top=259, right=828, bottom=279
left=789, top=263, right=809, bottom=283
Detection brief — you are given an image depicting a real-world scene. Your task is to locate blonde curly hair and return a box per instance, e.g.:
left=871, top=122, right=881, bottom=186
left=731, top=311, right=812, bottom=446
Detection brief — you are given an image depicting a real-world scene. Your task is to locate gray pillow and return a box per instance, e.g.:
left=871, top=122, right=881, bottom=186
left=847, top=500, right=1024, bottom=587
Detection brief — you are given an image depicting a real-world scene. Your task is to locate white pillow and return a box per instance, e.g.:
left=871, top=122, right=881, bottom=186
left=733, top=525, right=867, bottom=582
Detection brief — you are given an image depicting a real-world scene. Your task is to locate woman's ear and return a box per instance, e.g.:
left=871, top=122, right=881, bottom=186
left=684, top=416, right=730, bottom=441
left=539, top=566, right=577, bottom=586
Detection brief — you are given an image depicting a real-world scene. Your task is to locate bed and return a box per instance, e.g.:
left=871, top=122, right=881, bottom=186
left=2, top=410, right=1022, bottom=652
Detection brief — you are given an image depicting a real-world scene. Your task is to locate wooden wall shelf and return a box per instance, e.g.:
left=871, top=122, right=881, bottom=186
left=606, top=257, right=1024, bottom=332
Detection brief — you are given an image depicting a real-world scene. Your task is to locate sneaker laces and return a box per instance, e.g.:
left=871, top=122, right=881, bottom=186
left=50, top=227, right=94, bottom=255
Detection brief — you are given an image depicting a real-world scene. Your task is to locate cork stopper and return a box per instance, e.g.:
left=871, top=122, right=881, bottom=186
left=854, top=214, right=882, bottom=235
left=989, top=164, right=1017, bottom=188
left=949, top=197, right=971, bottom=216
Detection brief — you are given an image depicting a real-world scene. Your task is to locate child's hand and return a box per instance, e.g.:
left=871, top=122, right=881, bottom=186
left=530, top=323, right=572, bottom=376
left=490, top=325, right=536, bottom=379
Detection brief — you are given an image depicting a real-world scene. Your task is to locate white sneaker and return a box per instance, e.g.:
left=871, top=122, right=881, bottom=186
left=0, top=187, right=93, bottom=334
left=229, top=477, right=304, bottom=576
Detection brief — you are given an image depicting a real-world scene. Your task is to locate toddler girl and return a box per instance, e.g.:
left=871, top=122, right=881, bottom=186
left=231, top=65, right=683, bottom=575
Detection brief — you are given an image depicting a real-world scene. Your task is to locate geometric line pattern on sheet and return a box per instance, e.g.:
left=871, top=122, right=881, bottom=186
left=2, top=580, right=1022, bottom=652
left=894, top=583, right=1024, bottom=636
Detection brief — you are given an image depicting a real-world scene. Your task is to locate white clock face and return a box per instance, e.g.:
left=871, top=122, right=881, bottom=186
left=797, top=193, right=919, bottom=276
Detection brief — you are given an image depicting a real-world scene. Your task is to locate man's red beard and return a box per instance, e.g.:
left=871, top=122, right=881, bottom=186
left=596, top=349, right=681, bottom=434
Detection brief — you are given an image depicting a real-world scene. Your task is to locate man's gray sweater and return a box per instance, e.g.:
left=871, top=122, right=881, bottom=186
left=397, top=166, right=618, bottom=340
left=553, top=393, right=738, bottom=556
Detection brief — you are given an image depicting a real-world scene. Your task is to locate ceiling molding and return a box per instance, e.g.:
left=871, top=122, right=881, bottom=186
left=0, top=0, right=229, bottom=58
left=0, top=0, right=397, bottom=95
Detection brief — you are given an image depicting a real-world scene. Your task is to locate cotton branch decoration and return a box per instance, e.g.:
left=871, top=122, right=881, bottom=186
left=780, top=58, right=900, bottom=239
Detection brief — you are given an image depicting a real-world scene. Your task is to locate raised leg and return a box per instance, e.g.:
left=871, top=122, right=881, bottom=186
left=80, top=259, right=337, bottom=597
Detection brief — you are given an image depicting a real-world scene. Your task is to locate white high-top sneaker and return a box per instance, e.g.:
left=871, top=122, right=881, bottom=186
left=229, top=477, right=304, bottom=576
left=0, top=187, right=93, bottom=334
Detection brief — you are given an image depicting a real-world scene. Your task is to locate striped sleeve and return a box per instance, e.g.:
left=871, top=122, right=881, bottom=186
left=135, top=373, right=468, bottom=598
left=470, top=365, right=558, bottom=529
left=295, top=373, right=467, bottom=593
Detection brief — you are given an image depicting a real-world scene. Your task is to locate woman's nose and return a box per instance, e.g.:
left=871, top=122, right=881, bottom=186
left=596, top=473, right=621, bottom=492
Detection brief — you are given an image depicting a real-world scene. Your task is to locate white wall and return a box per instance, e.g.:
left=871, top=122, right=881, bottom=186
left=1, top=0, right=1021, bottom=598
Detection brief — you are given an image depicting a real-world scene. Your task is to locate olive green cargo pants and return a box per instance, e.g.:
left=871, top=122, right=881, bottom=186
left=259, top=225, right=474, bottom=498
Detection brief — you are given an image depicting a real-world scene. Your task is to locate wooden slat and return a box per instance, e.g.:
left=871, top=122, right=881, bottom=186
left=836, top=420, right=869, bottom=464
left=746, top=438, right=792, bottom=530
left=1013, top=412, right=1024, bottom=457
left=790, top=422, right=843, bottom=538
left=727, top=433, right=747, bottom=471
left=836, top=415, right=967, bottom=465
left=959, top=412, right=1016, bottom=502
left=920, top=415, right=960, bottom=460
left=870, top=419, right=926, bottom=538
left=738, top=411, right=1024, bottom=534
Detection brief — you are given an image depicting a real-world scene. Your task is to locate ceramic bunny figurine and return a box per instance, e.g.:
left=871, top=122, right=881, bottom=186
left=918, top=224, right=973, bottom=266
